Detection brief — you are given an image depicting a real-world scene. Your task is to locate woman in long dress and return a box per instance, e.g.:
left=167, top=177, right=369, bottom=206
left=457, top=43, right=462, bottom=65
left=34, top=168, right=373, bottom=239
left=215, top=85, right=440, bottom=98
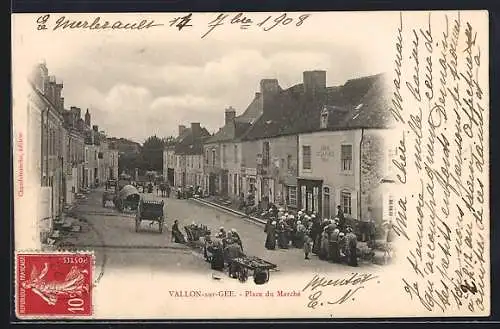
left=265, top=221, right=277, bottom=250
left=171, top=220, right=185, bottom=243
left=211, top=234, right=225, bottom=271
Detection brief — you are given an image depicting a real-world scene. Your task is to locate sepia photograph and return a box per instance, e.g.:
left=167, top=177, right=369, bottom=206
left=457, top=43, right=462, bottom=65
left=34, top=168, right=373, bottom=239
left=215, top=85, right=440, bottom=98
left=12, top=11, right=489, bottom=319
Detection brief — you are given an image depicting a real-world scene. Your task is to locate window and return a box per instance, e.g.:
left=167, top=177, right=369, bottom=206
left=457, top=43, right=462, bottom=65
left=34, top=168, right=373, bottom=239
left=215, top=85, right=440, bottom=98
left=313, top=186, right=319, bottom=212
left=301, top=185, right=306, bottom=210
left=212, top=149, right=216, bottom=166
left=388, top=196, right=395, bottom=217
left=323, top=187, right=331, bottom=218
left=320, top=109, right=329, bottom=129
left=288, top=186, right=297, bottom=207
left=234, top=145, right=238, bottom=164
left=302, top=145, right=311, bottom=170
left=341, top=144, right=353, bottom=171
left=262, top=142, right=270, bottom=166
left=341, top=191, right=352, bottom=215
left=205, top=149, right=209, bottom=164
left=222, top=145, right=227, bottom=165
left=287, top=154, right=292, bottom=170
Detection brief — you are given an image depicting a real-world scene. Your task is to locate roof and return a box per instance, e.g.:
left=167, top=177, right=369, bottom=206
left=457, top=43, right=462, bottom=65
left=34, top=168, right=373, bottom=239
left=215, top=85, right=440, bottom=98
left=205, top=93, right=261, bottom=144
left=205, top=120, right=252, bottom=144
left=241, top=73, right=391, bottom=141
left=174, top=126, right=211, bottom=155
left=235, top=93, right=263, bottom=124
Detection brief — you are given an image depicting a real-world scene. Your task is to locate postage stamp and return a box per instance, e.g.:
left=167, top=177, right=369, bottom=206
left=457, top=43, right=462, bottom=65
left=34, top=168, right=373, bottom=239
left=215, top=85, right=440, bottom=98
left=15, top=252, right=94, bottom=318
left=11, top=10, right=490, bottom=319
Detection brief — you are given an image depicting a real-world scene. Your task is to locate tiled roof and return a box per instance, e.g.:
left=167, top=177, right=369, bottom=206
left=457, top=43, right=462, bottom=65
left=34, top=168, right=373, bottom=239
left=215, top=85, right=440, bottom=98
left=235, top=93, right=263, bottom=124
left=205, top=93, right=261, bottom=144
left=241, top=73, right=390, bottom=140
left=174, top=127, right=211, bottom=155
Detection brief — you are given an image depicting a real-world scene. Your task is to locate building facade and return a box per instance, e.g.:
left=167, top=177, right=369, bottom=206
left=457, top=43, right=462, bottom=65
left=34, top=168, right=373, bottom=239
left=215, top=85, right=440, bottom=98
left=27, top=63, right=66, bottom=241
left=297, top=73, right=393, bottom=223
left=163, top=144, right=176, bottom=186
left=172, top=123, right=210, bottom=188
left=202, top=103, right=259, bottom=198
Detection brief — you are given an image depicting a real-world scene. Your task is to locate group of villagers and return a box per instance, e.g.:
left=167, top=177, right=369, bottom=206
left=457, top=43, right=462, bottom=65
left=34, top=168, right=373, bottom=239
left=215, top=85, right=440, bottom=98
left=264, top=205, right=359, bottom=266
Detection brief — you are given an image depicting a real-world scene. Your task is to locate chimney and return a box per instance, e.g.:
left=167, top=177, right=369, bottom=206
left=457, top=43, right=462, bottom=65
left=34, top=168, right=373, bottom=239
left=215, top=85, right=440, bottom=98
left=259, top=79, right=280, bottom=113
left=85, top=109, right=91, bottom=127
left=303, top=70, right=327, bottom=96
left=255, top=92, right=261, bottom=98
left=178, top=125, right=187, bottom=136
left=225, top=107, right=236, bottom=125
left=191, top=122, right=201, bottom=139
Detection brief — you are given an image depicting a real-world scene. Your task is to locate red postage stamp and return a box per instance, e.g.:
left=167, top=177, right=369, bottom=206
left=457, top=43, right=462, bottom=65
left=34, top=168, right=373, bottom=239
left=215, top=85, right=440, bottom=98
left=16, top=252, right=94, bottom=317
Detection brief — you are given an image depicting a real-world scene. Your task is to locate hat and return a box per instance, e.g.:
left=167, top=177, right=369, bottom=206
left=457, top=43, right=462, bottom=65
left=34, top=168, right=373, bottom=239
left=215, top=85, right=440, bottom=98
left=271, top=221, right=277, bottom=225
left=279, top=208, right=285, bottom=212
left=289, top=215, right=295, bottom=219
left=231, top=228, right=237, bottom=233
left=311, top=214, right=316, bottom=218
left=339, top=232, right=345, bottom=237
left=219, top=226, right=225, bottom=231
left=296, top=220, right=302, bottom=225
left=334, top=228, right=340, bottom=234
left=298, top=211, right=303, bottom=215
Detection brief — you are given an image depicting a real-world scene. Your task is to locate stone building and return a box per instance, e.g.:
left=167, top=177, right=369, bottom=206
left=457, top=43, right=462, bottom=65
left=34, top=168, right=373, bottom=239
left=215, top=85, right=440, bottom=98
left=26, top=63, right=66, bottom=241
left=202, top=103, right=259, bottom=197
left=297, top=73, right=395, bottom=225
left=62, top=106, right=85, bottom=205
left=172, top=123, right=211, bottom=188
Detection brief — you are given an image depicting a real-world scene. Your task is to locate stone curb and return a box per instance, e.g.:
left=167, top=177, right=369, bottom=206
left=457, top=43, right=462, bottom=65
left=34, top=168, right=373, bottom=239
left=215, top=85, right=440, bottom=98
left=190, top=198, right=267, bottom=226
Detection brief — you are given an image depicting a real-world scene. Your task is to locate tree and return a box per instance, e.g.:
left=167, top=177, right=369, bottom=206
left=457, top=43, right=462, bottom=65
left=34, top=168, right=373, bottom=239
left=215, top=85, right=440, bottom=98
left=141, top=135, right=165, bottom=172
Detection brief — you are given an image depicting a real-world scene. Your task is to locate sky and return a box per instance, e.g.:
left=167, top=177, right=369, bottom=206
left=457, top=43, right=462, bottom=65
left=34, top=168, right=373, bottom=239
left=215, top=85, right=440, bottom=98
left=13, top=12, right=398, bottom=143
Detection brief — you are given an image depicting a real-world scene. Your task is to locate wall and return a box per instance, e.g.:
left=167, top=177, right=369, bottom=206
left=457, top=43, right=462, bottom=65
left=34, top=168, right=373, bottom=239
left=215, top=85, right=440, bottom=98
left=241, top=135, right=297, bottom=204
left=299, top=130, right=361, bottom=219
left=360, top=129, right=396, bottom=224
left=222, top=141, right=243, bottom=197
left=203, top=142, right=221, bottom=194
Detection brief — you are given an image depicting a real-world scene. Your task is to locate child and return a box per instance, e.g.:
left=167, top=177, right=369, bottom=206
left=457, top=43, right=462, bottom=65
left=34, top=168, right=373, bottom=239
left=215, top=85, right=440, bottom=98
left=303, top=232, right=313, bottom=260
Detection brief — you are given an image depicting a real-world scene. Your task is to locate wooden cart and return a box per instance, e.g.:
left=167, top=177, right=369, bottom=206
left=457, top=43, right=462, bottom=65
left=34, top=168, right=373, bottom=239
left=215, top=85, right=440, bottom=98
left=135, top=199, right=165, bottom=233
left=231, top=256, right=277, bottom=284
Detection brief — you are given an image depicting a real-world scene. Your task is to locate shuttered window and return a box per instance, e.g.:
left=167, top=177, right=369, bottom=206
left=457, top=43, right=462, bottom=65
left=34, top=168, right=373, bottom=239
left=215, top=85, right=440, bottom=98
left=302, top=145, right=311, bottom=170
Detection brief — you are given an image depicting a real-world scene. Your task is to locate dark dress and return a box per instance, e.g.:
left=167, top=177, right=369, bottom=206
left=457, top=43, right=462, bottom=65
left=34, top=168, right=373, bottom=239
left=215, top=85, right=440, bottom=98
left=211, top=240, right=225, bottom=271
left=329, top=231, right=341, bottom=263
left=277, top=223, right=289, bottom=249
left=346, top=233, right=358, bottom=266
left=265, top=225, right=277, bottom=250
left=171, top=223, right=185, bottom=243
left=311, top=221, right=322, bottom=254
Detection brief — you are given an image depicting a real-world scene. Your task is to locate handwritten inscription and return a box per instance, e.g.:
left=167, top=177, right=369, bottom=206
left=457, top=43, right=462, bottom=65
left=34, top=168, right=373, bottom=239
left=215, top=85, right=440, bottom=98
left=302, top=273, right=378, bottom=310
left=391, top=12, right=488, bottom=314
left=34, top=13, right=311, bottom=38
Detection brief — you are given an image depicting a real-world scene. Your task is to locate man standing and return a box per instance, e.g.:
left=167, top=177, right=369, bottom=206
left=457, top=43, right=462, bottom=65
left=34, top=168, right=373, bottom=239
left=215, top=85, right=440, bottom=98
left=337, top=205, right=346, bottom=231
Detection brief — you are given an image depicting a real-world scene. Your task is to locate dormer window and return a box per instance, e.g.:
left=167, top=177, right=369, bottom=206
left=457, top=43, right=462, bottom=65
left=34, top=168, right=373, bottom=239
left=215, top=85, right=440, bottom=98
left=320, top=107, right=329, bottom=129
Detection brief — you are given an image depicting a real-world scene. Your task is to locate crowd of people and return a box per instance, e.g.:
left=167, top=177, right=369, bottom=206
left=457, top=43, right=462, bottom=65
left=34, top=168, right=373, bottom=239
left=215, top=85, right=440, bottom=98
left=170, top=219, right=245, bottom=276
left=263, top=205, right=359, bottom=267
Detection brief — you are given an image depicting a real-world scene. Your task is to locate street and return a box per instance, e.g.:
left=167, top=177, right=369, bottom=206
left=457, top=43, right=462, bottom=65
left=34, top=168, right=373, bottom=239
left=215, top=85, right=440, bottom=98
left=62, top=187, right=378, bottom=285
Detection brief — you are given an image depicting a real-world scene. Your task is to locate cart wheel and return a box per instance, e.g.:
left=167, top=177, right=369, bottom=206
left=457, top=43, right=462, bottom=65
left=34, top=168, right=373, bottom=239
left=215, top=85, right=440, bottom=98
left=238, top=267, right=248, bottom=283
left=159, top=216, right=164, bottom=233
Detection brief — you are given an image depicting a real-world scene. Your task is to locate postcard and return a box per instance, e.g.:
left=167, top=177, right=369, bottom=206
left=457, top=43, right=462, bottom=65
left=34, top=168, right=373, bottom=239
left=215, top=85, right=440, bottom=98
left=11, top=10, right=490, bottom=319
